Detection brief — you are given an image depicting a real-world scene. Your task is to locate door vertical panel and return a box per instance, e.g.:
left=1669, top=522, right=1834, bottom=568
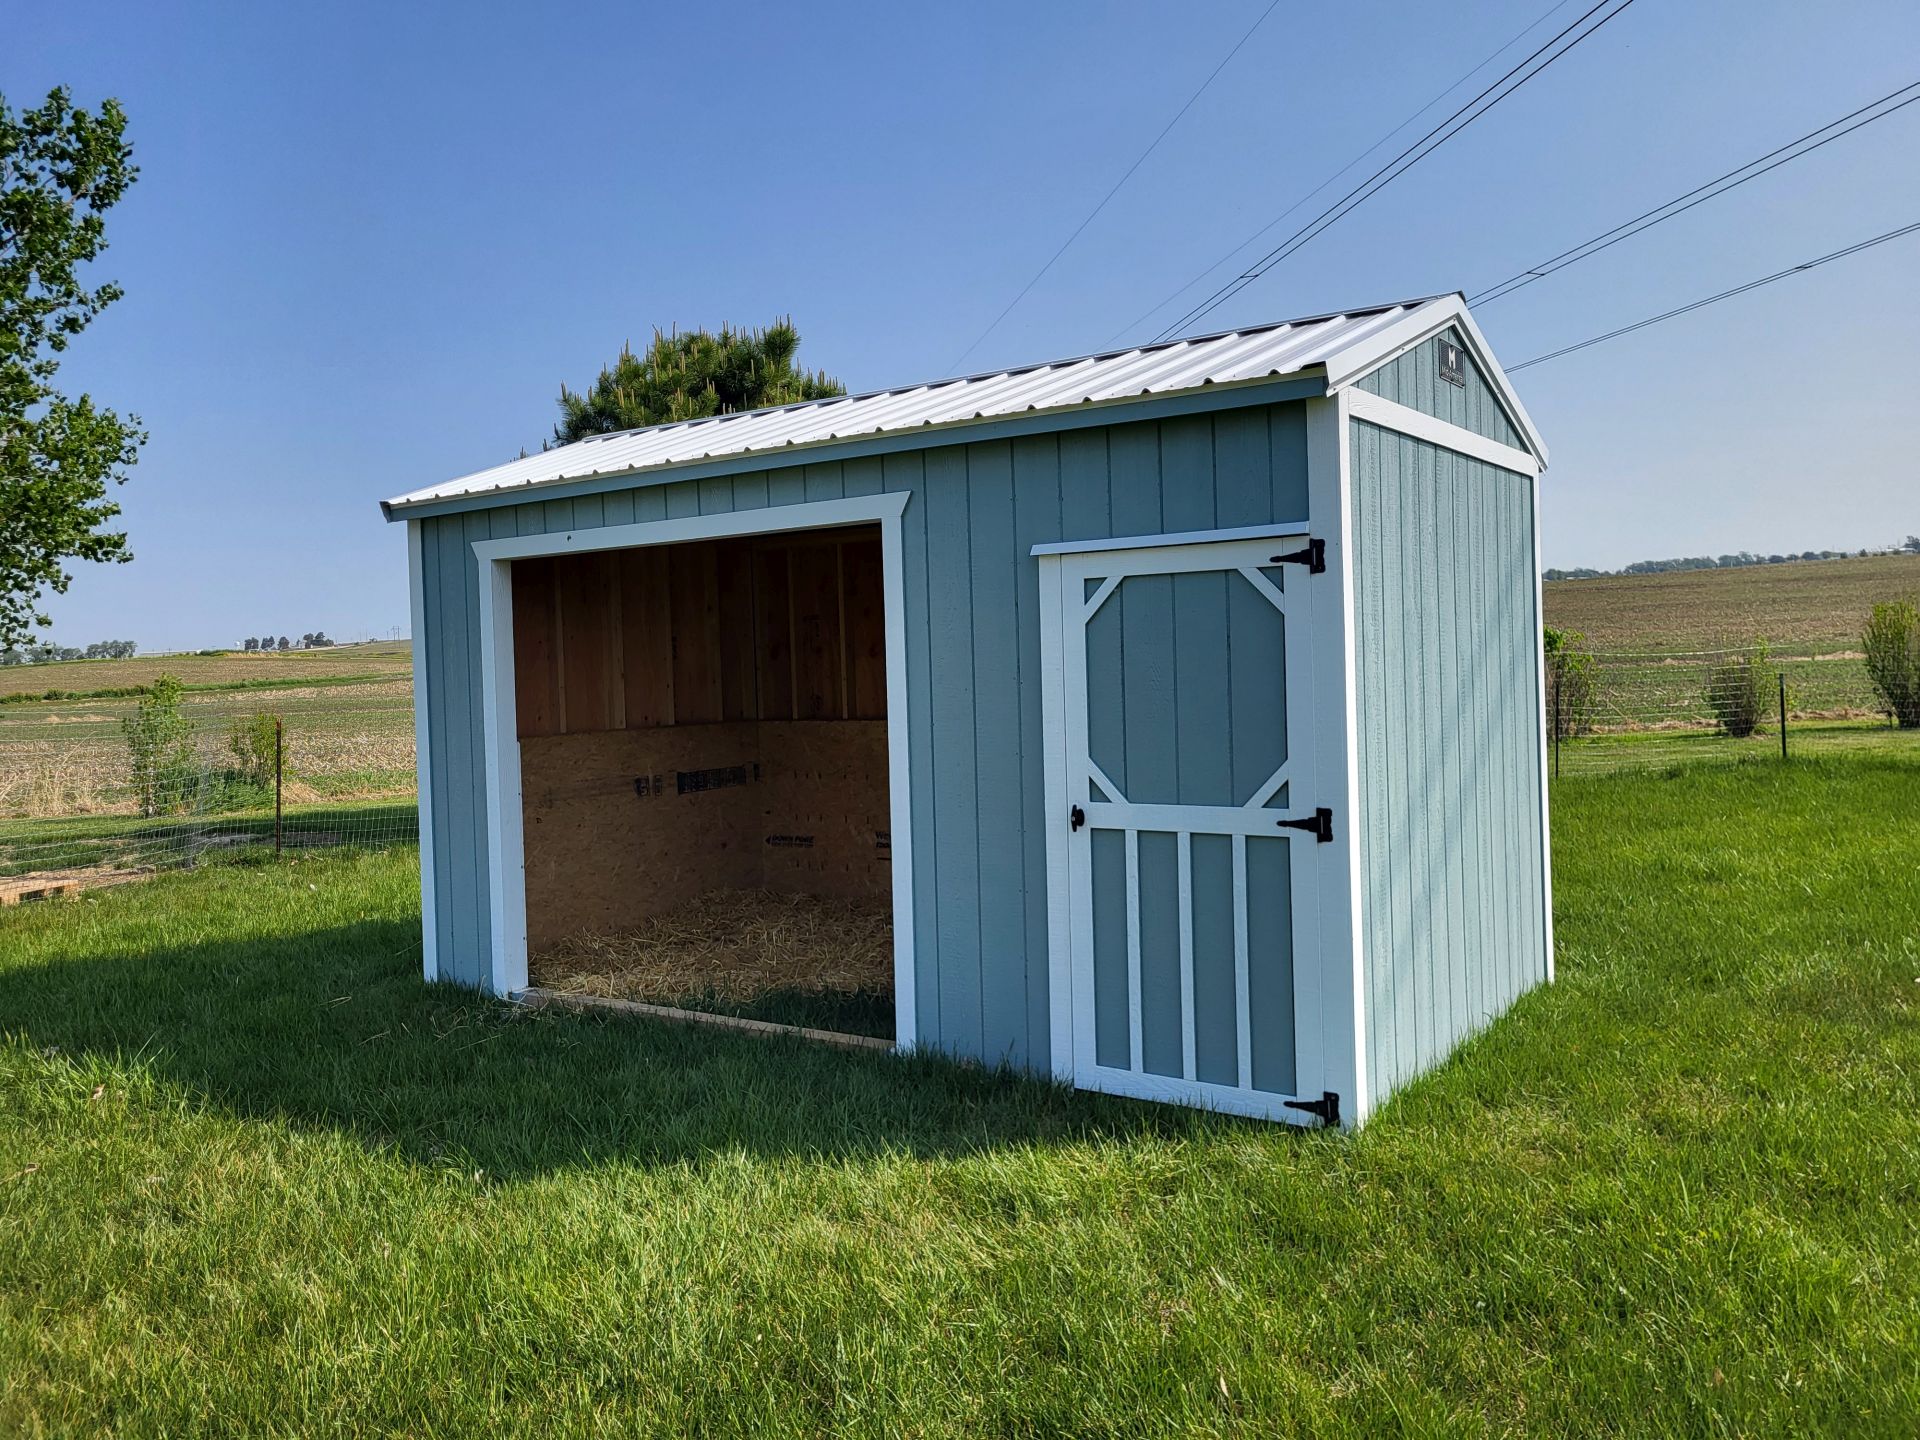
left=1189, top=833, right=1238, bottom=1086
left=1090, top=829, right=1130, bottom=1070
left=1245, top=835, right=1298, bottom=1095
left=1136, top=830, right=1182, bottom=1078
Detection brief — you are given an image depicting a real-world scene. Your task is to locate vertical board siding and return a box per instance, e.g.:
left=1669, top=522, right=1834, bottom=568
left=1358, top=327, right=1526, bottom=450
left=966, top=441, right=1028, bottom=1066
left=1350, top=418, right=1547, bottom=1109
left=414, top=405, right=1311, bottom=1064
left=923, top=447, right=983, bottom=1057
left=1010, top=436, right=1062, bottom=1073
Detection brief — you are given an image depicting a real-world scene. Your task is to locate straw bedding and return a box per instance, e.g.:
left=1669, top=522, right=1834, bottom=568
left=529, top=888, right=893, bottom=1008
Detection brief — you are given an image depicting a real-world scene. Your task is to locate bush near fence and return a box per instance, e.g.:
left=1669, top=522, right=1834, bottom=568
left=1548, top=645, right=1916, bottom=776
left=0, top=679, right=417, bottom=888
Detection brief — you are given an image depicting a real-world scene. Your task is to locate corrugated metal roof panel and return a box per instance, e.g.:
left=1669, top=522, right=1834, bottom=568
left=384, top=296, right=1467, bottom=512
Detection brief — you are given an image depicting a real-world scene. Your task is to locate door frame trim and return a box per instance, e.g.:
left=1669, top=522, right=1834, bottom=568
left=465, top=491, right=919, bottom=1052
left=1035, top=528, right=1341, bottom=1123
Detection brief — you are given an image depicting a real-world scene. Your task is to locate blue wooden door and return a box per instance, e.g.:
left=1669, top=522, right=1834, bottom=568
left=1043, top=534, right=1329, bottom=1123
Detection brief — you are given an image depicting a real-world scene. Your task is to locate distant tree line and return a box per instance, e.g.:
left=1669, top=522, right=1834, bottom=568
left=242, top=633, right=333, bottom=651
left=0, top=638, right=136, bottom=664
left=1546, top=536, right=1920, bottom=582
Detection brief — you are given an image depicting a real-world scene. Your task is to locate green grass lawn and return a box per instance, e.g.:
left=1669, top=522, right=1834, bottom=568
left=0, top=800, right=419, bottom=877
left=2, top=757, right=1917, bottom=1435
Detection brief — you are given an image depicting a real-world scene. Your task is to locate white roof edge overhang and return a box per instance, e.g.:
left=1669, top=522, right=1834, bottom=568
left=380, top=365, right=1332, bottom=521
left=1320, top=293, right=1549, bottom=468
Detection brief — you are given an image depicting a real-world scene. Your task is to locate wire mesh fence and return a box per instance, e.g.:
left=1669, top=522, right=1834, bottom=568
left=0, top=679, right=416, bottom=900
left=1547, top=646, right=1916, bottom=777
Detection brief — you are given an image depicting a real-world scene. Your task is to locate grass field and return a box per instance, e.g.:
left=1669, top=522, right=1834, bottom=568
left=1544, top=551, right=1920, bottom=655
left=0, top=639, right=412, bottom=700
left=2, top=754, right=1915, bottom=1435
left=0, top=643, right=414, bottom=820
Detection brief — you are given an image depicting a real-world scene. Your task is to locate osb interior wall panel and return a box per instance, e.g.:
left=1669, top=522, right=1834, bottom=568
left=521, top=719, right=890, bottom=950
left=511, top=527, right=885, bottom=740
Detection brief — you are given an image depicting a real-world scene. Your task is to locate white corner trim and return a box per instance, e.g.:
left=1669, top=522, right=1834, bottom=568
left=471, top=492, right=909, bottom=563
left=1531, top=480, right=1556, bottom=985
left=1030, top=520, right=1310, bottom=558
left=1345, top=389, right=1541, bottom=477
left=407, top=520, right=438, bottom=983
left=1321, top=295, right=1549, bottom=466
left=1305, top=390, right=1368, bottom=1128
left=466, top=490, right=919, bottom=1053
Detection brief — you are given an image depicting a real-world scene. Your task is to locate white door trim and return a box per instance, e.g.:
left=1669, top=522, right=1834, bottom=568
left=469, top=494, right=906, bottom=563
left=1038, top=555, right=1076, bottom=1081
left=1030, top=520, right=1310, bottom=558
left=468, top=491, right=919, bottom=1051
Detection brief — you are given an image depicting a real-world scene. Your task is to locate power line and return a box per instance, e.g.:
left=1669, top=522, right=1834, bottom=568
left=1106, top=0, right=1585, bottom=348
left=1149, top=0, right=1640, bottom=344
left=946, top=0, right=1284, bottom=373
left=1473, top=79, right=1920, bottom=305
left=1507, top=220, right=1920, bottom=371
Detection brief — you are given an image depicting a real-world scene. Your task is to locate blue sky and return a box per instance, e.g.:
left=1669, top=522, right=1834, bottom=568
left=11, top=0, right=1918, bottom=650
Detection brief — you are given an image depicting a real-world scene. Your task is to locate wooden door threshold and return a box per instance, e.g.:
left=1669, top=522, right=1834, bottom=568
left=515, top=986, right=895, bottom=1053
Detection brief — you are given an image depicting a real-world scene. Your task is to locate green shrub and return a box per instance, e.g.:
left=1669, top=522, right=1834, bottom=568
left=1863, top=599, right=1920, bottom=728
left=1704, top=643, right=1778, bottom=739
left=227, top=712, right=283, bottom=789
left=123, top=674, right=199, bottom=816
left=1544, top=626, right=1599, bottom=736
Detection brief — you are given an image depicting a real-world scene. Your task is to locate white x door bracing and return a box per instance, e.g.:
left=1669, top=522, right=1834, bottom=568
left=1039, top=533, right=1333, bottom=1123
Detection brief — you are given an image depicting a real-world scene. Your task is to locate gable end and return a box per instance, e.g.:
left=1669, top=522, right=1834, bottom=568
left=1356, top=327, right=1525, bottom=450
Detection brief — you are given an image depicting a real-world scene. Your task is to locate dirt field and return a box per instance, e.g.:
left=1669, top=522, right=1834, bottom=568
left=0, top=647, right=415, bottom=817
left=1545, top=552, right=1920, bottom=655
left=0, top=639, right=412, bottom=699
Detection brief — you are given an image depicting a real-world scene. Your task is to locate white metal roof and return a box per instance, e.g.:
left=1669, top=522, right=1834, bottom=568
left=384, top=293, right=1541, bottom=515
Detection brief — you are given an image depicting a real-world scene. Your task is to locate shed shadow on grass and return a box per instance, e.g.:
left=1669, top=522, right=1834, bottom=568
left=1, top=915, right=1286, bottom=1177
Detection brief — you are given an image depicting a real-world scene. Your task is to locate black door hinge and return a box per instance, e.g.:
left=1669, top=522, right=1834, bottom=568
left=1276, top=806, right=1334, bottom=843
left=1070, top=804, right=1086, bottom=832
left=1283, top=1091, right=1341, bottom=1128
left=1270, top=537, right=1325, bottom=574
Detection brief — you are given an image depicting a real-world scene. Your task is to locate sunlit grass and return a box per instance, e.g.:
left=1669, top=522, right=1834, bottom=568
left=2, top=756, right=1916, bottom=1435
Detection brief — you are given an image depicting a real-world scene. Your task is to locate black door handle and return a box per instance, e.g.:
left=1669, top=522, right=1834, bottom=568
left=1070, top=804, right=1085, bottom=832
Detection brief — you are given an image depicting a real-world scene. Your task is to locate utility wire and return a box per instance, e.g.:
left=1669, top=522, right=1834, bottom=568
left=1106, top=0, right=1585, bottom=348
left=1473, top=79, right=1920, bottom=305
left=1149, top=0, right=1640, bottom=344
left=1507, top=220, right=1920, bottom=371
left=946, top=0, right=1284, bottom=373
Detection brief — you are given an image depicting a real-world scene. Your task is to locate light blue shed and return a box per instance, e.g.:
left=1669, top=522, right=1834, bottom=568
left=382, top=294, right=1552, bottom=1127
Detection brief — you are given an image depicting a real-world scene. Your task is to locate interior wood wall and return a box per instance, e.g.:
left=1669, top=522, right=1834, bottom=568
left=511, top=526, right=885, bottom=739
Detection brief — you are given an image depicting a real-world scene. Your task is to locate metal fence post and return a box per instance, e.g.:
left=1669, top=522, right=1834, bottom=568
left=1779, top=672, right=1788, bottom=762
left=274, top=718, right=283, bottom=858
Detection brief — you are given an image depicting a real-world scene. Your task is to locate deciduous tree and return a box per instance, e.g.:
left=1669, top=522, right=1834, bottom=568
left=1, top=88, right=144, bottom=649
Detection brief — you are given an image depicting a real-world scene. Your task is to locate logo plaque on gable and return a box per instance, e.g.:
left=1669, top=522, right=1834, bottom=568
left=1437, top=338, right=1466, bottom=388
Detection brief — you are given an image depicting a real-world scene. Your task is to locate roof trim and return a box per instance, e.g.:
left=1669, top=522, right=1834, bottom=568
left=1319, top=293, right=1548, bottom=465
left=381, top=371, right=1328, bottom=523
